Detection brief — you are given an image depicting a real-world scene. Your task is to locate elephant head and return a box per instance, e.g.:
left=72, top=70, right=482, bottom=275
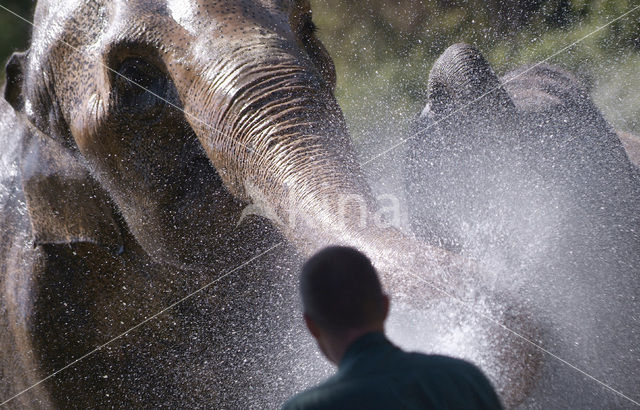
left=407, top=43, right=640, bottom=407
left=4, top=1, right=474, bottom=279
left=0, top=0, right=467, bottom=301
left=5, top=0, right=356, bottom=268
left=410, top=43, right=640, bottom=251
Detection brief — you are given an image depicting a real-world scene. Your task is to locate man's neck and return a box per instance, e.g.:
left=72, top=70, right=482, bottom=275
left=325, top=325, right=385, bottom=365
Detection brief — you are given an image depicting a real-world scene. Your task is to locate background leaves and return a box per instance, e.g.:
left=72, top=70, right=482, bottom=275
left=1, top=0, right=638, bottom=137
left=311, top=0, right=640, bottom=140
left=0, top=0, right=33, bottom=82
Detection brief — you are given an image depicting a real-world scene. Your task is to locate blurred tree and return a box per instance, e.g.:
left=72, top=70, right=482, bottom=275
left=0, top=0, right=638, bottom=134
left=312, top=0, right=640, bottom=141
left=0, top=0, right=34, bottom=83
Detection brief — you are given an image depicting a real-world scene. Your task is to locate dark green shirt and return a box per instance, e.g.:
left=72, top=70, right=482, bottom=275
left=282, top=332, right=503, bottom=410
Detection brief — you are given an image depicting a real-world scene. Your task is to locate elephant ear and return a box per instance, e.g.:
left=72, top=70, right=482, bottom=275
left=21, top=128, right=124, bottom=254
left=425, top=43, right=515, bottom=121
left=5, top=49, right=123, bottom=253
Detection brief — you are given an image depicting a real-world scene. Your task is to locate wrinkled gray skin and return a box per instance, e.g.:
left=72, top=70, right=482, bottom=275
left=0, top=3, right=541, bottom=409
left=407, top=43, right=640, bottom=408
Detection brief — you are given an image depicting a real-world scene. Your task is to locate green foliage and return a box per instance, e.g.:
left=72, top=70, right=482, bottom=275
left=0, top=1, right=638, bottom=136
left=0, top=0, right=33, bottom=83
left=312, top=0, right=640, bottom=139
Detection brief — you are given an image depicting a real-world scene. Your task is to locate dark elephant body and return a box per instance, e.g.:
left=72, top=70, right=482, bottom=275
left=1, top=95, right=333, bottom=408
left=406, top=44, right=640, bottom=408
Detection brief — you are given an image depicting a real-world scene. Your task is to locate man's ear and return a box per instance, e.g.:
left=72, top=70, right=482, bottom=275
left=4, top=50, right=28, bottom=112
left=303, top=313, right=321, bottom=338
left=381, top=294, right=390, bottom=322
left=21, top=125, right=124, bottom=255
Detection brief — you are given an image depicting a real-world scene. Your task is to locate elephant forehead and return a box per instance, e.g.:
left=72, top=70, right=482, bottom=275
left=166, top=0, right=200, bottom=35
left=125, top=0, right=296, bottom=31
left=107, top=0, right=308, bottom=76
left=33, top=0, right=299, bottom=47
left=166, top=0, right=295, bottom=20
left=35, top=0, right=294, bottom=18
left=111, top=0, right=302, bottom=62
left=28, top=0, right=306, bottom=85
left=161, top=0, right=299, bottom=45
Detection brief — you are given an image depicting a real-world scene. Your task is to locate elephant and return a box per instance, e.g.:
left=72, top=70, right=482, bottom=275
left=406, top=43, right=640, bottom=408
left=0, top=2, right=544, bottom=409
left=619, top=130, right=640, bottom=167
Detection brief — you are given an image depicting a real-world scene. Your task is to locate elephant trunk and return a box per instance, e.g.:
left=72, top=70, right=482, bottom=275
left=426, top=43, right=515, bottom=120
left=174, top=45, right=464, bottom=296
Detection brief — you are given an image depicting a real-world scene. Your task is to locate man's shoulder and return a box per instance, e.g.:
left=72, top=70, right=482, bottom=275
left=281, top=376, right=347, bottom=410
left=401, top=351, right=495, bottom=384
left=282, top=347, right=502, bottom=410
left=282, top=370, right=396, bottom=410
left=399, top=351, right=503, bottom=408
left=406, top=351, right=484, bottom=372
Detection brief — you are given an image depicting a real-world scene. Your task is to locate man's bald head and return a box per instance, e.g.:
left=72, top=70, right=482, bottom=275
left=300, top=246, right=387, bottom=334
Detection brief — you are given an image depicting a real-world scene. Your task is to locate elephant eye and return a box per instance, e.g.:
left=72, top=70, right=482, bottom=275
left=113, top=57, right=168, bottom=114
left=299, top=13, right=317, bottom=44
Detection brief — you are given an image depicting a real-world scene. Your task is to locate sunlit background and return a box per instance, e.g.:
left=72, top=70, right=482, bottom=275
left=313, top=0, right=640, bottom=140
left=3, top=0, right=638, bottom=137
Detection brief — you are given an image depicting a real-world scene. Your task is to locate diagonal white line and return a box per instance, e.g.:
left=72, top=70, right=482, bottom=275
left=1, top=1, right=639, bottom=408
left=362, top=3, right=640, bottom=166
left=405, top=271, right=640, bottom=407
left=0, top=242, right=283, bottom=407
left=0, top=3, right=271, bottom=165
